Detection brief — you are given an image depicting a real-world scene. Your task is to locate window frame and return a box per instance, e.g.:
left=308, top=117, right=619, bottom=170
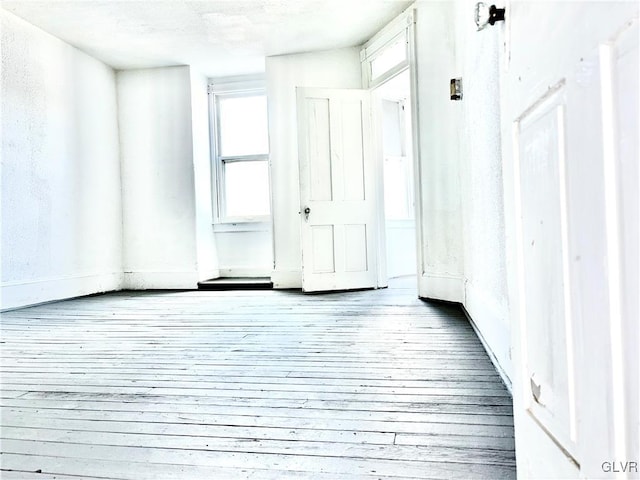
left=360, top=13, right=412, bottom=89
left=208, top=76, right=271, bottom=226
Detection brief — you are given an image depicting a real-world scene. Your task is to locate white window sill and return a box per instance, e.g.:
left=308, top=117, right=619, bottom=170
left=213, top=221, right=271, bottom=233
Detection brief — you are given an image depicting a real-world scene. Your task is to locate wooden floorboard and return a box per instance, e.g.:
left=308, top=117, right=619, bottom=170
left=0, top=277, right=516, bottom=479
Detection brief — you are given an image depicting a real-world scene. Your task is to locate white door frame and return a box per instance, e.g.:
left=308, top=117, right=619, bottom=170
left=361, top=7, right=424, bottom=291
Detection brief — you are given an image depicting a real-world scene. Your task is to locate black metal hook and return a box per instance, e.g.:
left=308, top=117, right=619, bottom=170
left=488, top=5, right=506, bottom=25
left=475, top=3, right=506, bottom=31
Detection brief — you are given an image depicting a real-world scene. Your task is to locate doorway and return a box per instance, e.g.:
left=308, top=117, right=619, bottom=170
left=374, top=69, right=417, bottom=281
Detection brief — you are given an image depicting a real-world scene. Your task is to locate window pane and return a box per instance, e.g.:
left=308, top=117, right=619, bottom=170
left=371, top=37, right=407, bottom=80
left=224, top=160, right=270, bottom=217
left=219, top=95, right=269, bottom=157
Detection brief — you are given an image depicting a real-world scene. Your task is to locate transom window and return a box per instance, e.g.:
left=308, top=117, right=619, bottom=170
left=370, top=34, right=407, bottom=83
left=210, top=80, right=271, bottom=223
left=361, top=13, right=412, bottom=89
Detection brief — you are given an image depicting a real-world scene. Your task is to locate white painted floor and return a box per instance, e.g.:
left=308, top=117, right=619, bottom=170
left=0, top=278, right=515, bottom=479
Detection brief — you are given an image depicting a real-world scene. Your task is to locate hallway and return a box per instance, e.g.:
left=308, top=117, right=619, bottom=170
left=0, top=279, right=515, bottom=479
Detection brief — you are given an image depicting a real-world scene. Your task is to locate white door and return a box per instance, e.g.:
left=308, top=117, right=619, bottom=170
left=297, top=88, right=383, bottom=293
left=503, top=3, right=638, bottom=478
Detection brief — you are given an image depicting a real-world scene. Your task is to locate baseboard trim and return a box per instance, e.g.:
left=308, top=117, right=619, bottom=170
left=463, top=281, right=512, bottom=392
left=123, top=271, right=199, bottom=290
left=198, top=269, right=220, bottom=282
left=1, top=272, right=123, bottom=311
left=270, top=270, right=302, bottom=289
left=418, top=273, right=464, bottom=303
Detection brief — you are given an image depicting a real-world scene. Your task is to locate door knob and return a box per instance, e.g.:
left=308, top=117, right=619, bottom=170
left=303, top=207, right=311, bottom=221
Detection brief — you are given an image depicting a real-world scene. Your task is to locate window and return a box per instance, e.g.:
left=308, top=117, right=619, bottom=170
left=210, top=79, right=271, bottom=223
left=360, top=12, right=412, bottom=89
left=370, top=35, right=407, bottom=83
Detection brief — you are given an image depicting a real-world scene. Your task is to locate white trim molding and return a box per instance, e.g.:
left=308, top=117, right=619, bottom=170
left=270, top=270, right=302, bottom=289
left=464, top=280, right=512, bottom=391
left=197, top=269, right=220, bottom=283
left=418, top=273, right=464, bottom=303
left=123, top=271, right=199, bottom=290
left=1, top=272, right=123, bottom=311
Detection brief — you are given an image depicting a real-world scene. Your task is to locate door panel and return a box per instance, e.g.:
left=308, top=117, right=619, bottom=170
left=311, top=225, right=335, bottom=274
left=344, top=224, right=368, bottom=272
left=297, top=88, right=381, bottom=292
left=307, top=98, right=333, bottom=201
left=341, top=100, right=366, bottom=201
left=515, top=85, right=577, bottom=457
left=503, top=3, right=639, bottom=478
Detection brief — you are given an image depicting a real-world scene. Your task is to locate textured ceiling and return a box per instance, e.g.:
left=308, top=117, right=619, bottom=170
left=1, top=0, right=413, bottom=77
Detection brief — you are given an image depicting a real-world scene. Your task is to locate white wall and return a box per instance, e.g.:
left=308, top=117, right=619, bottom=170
left=190, top=70, right=220, bottom=281
left=266, top=48, right=362, bottom=288
left=453, top=0, right=511, bottom=383
left=1, top=11, right=123, bottom=310
left=117, top=66, right=199, bottom=289
left=215, top=228, right=273, bottom=277
left=408, top=1, right=510, bottom=382
left=413, top=1, right=465, bottom=301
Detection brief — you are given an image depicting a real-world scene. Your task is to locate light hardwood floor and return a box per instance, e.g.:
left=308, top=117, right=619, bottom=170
left=0, top=277, right=516, bottom=479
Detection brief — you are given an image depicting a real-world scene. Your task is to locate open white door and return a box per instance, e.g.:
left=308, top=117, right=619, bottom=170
left=297, top=88, right=383, bottom=293
left=503, top=4, right=638, bottom=478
